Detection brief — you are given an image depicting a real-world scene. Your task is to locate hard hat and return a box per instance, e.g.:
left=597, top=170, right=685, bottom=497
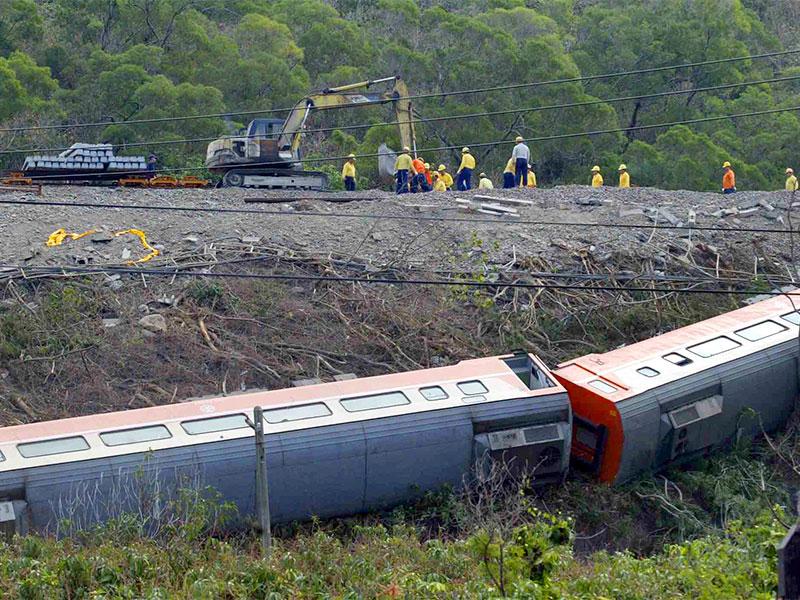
left=618, top=164, right=627, bottom=171
left=515, top=136, right=524, bottom=143
left=479, top=172, right=486, bottom=178
left=462, top=147, right=470, bottom=153
left=787, top=168, right=794, bottom=174
left=348, top=153, right=356, bottom=159
left=722, top=161, right=731, bottom=168
left=591, top=165, right=601, bottom=172
left=438, top=164, right=446, bottom=171
left=424, top=162, right=430, bottom=169
left=403, top=146, right=410, bottom=152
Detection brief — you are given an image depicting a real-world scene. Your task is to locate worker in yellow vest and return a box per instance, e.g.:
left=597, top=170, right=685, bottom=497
left=591, top=165, right=603, bottom=187
left=526, top=165, right=537, bottom=188
left=456, top=147, right=476, bottom=190
left=437, top=165, right=454, bottom=190
left=618, top=164, right=630, bottom=188
left=432, top=172, right=447, bottom=192
left=503, top=158, right=516, bottom=188
left=342, top=154, right=356, bottom=191
left=786, top=168, right=798, bottom=191
left=394, top=146, right=413, bottom=194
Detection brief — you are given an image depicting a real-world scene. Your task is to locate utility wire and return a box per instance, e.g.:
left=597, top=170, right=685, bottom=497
left=5, top=73, right=799, bottom=157
left=1, top=47, right=798, bottom=135
left=19, top=104, right=800, bottom=180
left=0, top=198, right=796, bottom=235
left=1, top=263, right=795, bottom=296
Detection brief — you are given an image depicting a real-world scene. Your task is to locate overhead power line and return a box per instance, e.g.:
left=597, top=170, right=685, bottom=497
left=19, top=104, right=800, bottom=180
left=1, top=47, right=798, bottom=135
left=1, top=263, right=796, bottom=297
left=5, top=73, right=799, bottom=157
left=0, top=198, right=797, bottom=236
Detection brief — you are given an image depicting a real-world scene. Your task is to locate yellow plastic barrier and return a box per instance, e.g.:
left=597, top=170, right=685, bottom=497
left=45, top=227, right=161, bottom=265
left=46, top=228, right=97, bottom=247
left=114, top=228, right=160, bottom=264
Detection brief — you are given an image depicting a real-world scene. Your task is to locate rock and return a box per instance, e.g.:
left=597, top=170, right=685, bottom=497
left=138, top=304, right=150, bottom=314
left=157, top=295, right=176, bottom=306
left=657, top=208, right=681, bottom=226
left=370, top=232, right=386, bottom=242
left=758, top=199, right=775, bottom=211
left=737, top=207, right=759, bottom=218
left=182, top=235, right=199, bottom=244
left=102, top=318, right=121, bottom=328
left=138, top=313, right=167, bottom=334
left=108, top=280, right=124, bottom=291
left=576, top=197, right=602, bottom=206
left=91, top=232, right=114, bottom=243
left=121, top=248, right=132, bottom=260
left=241, top=235, right=261, bottom=244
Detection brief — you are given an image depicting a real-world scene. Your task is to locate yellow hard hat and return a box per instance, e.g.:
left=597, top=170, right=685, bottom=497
left=591, top=165, right=601, bottom=172
left=347, top=153, right=356, bottom=159
left=424, top=162, right=430, bottom=169
left=618, top=164, right=627, bottom=171
left=515, top=136, right=524, bottom=143
left=722, top=161, right=731, bottom=168
left=438, top=164, right=446, bottom=171
left=787, top=168, right=794, bottom=174
left=462, top=147, right=470, bottom=153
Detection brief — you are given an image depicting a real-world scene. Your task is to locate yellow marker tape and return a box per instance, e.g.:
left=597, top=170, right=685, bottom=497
left=46, top=228, right=97, bottom=247
left=114, top=228, right=160, bottom=264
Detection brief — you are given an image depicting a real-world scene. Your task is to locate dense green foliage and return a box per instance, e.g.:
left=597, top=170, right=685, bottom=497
left=1, top=0, right=799, bottom=188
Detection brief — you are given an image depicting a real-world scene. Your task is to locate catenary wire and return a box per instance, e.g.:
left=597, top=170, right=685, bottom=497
left=5, top=73, right=800, bottom=157
left=1, top=47, right=798, bottom=135
left=18, top=104, right=800, bottom=180
left=0, top=197, right=797, bottom=235
left=1, top=263, right=796, bottom=296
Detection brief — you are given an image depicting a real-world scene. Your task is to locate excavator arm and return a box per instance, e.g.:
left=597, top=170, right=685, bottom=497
left=280, top=76, right=417, bottom=157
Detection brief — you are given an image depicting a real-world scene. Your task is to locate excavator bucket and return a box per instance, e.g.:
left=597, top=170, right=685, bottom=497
left=377, top=143, right=398, bottom=182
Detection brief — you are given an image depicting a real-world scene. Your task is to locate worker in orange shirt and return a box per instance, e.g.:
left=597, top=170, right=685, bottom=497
left=722, top=161, right=736, bottom=194
left=423, top=162, right=433, bottom=188
left=411, top=156, right=428, bottom=192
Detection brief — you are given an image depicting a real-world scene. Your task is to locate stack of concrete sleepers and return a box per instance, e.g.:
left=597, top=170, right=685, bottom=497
left=21, top=144, right=147, bottom=179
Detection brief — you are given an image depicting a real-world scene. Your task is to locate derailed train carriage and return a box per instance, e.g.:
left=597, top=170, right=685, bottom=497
left=0, top=293, right=798, bottom=536
left=554, top=293, right=800, bottom=483
left=0, top=353, right=569, bottom=535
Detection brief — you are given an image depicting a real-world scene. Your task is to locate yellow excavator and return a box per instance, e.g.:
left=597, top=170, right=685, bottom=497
left=205, top=76, right=416, bottom=189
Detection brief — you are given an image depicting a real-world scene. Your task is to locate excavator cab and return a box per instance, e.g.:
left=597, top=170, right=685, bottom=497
left=205, top=76, right=416, bottom=190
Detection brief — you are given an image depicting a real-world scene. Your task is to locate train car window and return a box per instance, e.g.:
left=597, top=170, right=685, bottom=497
left=419, top=386, right=448, bottom=401
left=181, top=414, right=249, bottom=435
left=100, top=425, right=172, bottom=447
left=264, top=403, right=331, bottom=424
left=18, top=436, right=90, bottom=458
left=588, top=380, right=617, bottom=394
left=457, top=380, right=489, bottom=395
left=637, top=367, right=660, bottom=377
left=340, top=391, right=410, bottom=412
left=781, top=311, right=800, bottom=325
left=663, top=352, right=693, bottom=366
left=735, top=320, right=787, bottom=342
left=687, top=336, right=740, bottom=358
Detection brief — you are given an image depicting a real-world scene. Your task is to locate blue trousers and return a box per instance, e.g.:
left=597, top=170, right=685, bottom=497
left=457, top=168, right=473, bottom=191
left=413, top=173, right=430, bottom=192
left=396, top=170, right=409, bottom=194
left=723, top=188, right=736, bottom=194
left=515, top=158, right=528, bottom=187
left=344, top=176, right=356, bottom=191
left=503, top=173, right=515, bottom=188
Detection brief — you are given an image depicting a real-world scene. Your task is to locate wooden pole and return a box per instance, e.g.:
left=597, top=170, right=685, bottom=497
left=253, top=406, right=272, bottom=554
